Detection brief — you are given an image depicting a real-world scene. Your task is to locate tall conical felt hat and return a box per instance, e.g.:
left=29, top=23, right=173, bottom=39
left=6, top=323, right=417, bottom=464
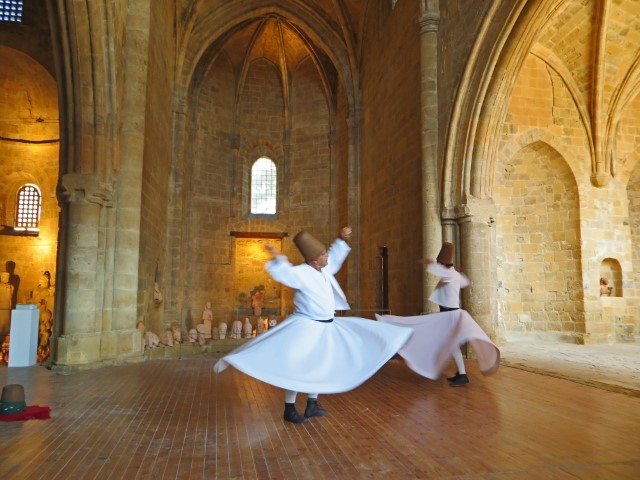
left=0, top=384, right=26, bottom=415
left=293, top=231, right=326, bottom=263
left=0, top=384, right=24, bottom=403
left=436, top=242, right=455, bottom=266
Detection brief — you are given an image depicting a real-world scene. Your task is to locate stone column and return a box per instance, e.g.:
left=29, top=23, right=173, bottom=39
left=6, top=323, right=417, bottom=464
left=458, top=196, right=501, bottom=342
left=107, top=0, right=151, bottom=359
left=346, top=114, right=361, bottom=308
left=54, top=174, right=113, bottom=366
left=419, top=2, right=441, bottom=313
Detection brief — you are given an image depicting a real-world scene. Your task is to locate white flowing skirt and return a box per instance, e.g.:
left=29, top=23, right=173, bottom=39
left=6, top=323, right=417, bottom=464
left=213, top=315, right=413, bottom=394
left=376, top=310, right=500, bottom=380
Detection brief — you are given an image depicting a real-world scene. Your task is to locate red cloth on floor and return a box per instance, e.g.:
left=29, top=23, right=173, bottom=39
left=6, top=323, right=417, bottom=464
left=0, top=405, right=51, bottom=421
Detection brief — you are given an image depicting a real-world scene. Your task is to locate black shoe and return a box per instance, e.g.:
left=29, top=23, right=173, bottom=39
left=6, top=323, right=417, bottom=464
left=283, top=403, right=306, bottom=423
left=304, top=399, right=327, bottom=418
left=447, top=372, right=460, bottom=382
left=449, top=374, right=469, bottom=387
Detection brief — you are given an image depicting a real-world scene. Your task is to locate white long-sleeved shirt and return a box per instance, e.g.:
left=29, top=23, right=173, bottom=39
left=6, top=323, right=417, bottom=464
left=266, top=238, right=351, bottom=320
left=427, top=262, right=469, bottom=309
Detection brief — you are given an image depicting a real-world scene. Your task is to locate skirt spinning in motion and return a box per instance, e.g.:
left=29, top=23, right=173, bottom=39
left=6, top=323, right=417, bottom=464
left=214, top=314, right=412, bottom=394
left=376, top=310, right=500, bottom=380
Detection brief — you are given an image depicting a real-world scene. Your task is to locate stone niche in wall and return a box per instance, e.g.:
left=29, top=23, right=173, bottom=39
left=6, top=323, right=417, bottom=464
left=231, top=232, right=290, bottom=322
left=599, top=258, right=622, bottom=298
left=598, top=258, right=635, bottom=342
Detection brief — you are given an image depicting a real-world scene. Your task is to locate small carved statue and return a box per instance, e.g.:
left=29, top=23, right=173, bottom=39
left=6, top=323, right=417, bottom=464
left=231, top=319, right=243, bottom=339
left=600, top=277, right=613, bottom=297
left=243, top=318, right=253, bottom=338
left=256, top=317, right=264, bottom=335
left=39, top=309, right=53, bottom=347
left=188, top=329, right=198, bottom=344
left=153, top=282, right=163, bottom=304
left=144, top=331, right=160, bottom=349
left=196, top=324, right=208, bottom=342
left=195, top=325, right=207, bottom=346
left=28, top=271, right=54, bottom=361
left=0, top=335, right=9, bottom=363
left=201, top=302, right=213, bottom=339
left=251, top=289, right=265, bottom=316
left=171, top=324, right=182, bottom=344
left=160, top=330, right=174, bottom=346
left=0, top=272, right=14, bottom=340
left=218, top=321, right=227, bottom=339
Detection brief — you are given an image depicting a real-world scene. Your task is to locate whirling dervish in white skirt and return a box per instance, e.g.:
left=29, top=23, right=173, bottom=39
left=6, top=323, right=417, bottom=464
left=377, top=242, right=499, bottom=386
left=214, top=227, right=412, bottom=423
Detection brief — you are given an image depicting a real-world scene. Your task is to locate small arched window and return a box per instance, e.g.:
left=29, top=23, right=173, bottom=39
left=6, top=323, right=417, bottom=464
left=15, top=184, right=41, bottom=231
left=251, top=157, right=276, bottom=214
left=0, top=1, right=23, bottom=23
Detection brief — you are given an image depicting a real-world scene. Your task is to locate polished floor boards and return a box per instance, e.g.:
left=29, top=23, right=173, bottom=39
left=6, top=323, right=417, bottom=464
left=0, top=356, right=638, bottom=479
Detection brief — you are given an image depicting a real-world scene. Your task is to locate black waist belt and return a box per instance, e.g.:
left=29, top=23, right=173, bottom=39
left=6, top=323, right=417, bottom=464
left=312, top=318, right=334, bottom=323
left=439, top=307, right=460, bottom=312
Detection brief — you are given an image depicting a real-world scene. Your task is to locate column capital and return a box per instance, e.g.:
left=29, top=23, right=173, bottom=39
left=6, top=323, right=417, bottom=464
left=443, top=194, right=497, bottom=223
left=419, top=12, right=440, bottom=33
left=419, top=0, right=440, bottom=33
left=60, top=173, right=114, bottom=207
left=590, top=171, right=611, bottom=187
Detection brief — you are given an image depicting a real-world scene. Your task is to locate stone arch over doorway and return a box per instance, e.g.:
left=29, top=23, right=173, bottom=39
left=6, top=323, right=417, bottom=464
left=440, top=1, right=567, bottom=339
left=442, top=0, right=640, bottom=344
left=494, top=140, right=584, bottom=342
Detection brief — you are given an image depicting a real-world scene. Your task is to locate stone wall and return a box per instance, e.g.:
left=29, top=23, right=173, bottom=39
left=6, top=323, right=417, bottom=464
left=495, top=142, right=583, bottom=340
left=139, top=0, right=176, bottom=335
left=173, top=17, right=346, bottom=326
left=359, top=0, right=424, bottom=316
left=620, top=94, right=640, bottom=340
left=438, top=0, right=492, bottom=158
left=495, top=44, right=640, bottom=342
left=0, top=45, right=59, bottom=307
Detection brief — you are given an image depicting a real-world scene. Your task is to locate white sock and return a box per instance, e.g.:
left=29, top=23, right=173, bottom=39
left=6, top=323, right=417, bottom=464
left=452, top=348, right=466, bottom=374
left=285, top=390, right=297, bottom=403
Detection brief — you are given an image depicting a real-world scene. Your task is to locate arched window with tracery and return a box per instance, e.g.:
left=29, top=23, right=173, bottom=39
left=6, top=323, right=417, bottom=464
left=251, top=156, right=277, bottom=214
left=15, top=184, right=41, bottom=231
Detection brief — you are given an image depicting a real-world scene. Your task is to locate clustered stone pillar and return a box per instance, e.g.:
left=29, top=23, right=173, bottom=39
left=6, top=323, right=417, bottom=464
left=419, top=1, right=441, bottom=314
left=346, top=115, right=361, bottom=308
left=458, top=200, right=501, bottom=343
left=54, top=173, right=144, bottom=368
left=55, top=175, right=113, bottom=365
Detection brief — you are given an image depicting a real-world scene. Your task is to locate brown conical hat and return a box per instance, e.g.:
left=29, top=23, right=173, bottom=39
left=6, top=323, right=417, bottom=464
left=0, top=384, right=25, bottom=403
left=293, top=231, right=326, bottom=263
left=436, top=242, right=455, bottom=265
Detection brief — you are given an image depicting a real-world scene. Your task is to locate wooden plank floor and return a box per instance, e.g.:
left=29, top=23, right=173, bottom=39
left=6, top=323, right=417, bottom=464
left=0, top=356, right=639, bottom=479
